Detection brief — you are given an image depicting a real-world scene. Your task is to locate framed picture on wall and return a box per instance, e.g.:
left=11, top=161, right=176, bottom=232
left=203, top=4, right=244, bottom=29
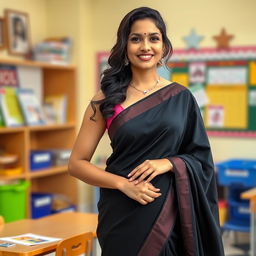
left=0, top=18, right=5, bottom=50
left=5, top=9, right=31, bottom=56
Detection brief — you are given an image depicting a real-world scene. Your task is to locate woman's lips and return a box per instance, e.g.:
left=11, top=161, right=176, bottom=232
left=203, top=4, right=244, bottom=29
left=137, top=54, right=153, bottom=61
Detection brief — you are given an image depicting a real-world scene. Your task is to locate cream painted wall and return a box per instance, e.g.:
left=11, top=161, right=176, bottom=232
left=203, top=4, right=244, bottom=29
left=90, top=0, right=256, bottom=162
left=0, top=0, right=48, bottom=59
left=91, top=0, right=256, bottom=50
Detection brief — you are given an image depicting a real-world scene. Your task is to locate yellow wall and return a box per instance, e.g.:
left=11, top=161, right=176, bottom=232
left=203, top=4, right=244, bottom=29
left=91, top=0, right=256, bottom=50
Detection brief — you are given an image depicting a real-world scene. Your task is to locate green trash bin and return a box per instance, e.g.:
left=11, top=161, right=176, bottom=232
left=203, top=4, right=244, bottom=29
left=0, top=180, right=29, bottom=223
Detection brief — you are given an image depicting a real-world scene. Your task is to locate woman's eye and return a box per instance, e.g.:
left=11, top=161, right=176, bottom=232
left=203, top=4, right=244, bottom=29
left=150, top=36, right=160, bottom=42
left=130, top=37, right=140, bottom=42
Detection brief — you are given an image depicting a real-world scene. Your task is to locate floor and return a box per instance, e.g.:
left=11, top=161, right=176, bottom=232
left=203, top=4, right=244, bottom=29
left=223, top=231, right=250, bottom=256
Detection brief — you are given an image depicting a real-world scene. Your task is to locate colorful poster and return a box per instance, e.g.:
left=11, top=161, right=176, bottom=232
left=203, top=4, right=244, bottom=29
left=206, top=85, right=247, bottom=129
left=189, top=83, right=209, bottom=108
left=207, top=67, right=247, bottom=85
left=207, top=105, right=224, bottom=128
left=189, top=62, right=206, bottom=83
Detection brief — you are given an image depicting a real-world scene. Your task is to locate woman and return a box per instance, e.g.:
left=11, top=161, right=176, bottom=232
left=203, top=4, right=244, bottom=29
left=68, top=7, right=224, bottom=256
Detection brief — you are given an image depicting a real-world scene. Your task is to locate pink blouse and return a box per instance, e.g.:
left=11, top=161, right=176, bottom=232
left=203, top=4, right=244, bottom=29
left=106, top=104, right=124, bottom=129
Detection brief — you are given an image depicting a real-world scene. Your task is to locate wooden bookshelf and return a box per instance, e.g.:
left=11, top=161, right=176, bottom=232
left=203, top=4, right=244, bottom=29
left=0, top=59, right=77, bottom=219
left=0, top=58, right=76, bottom=69
left=29, top=166, right=69, bottom=178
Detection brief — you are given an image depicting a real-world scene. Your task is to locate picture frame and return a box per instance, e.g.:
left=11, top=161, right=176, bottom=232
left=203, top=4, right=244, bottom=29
left=0, top=18, right=5, bottom=49
left=4, top=9, right=31, bottom=56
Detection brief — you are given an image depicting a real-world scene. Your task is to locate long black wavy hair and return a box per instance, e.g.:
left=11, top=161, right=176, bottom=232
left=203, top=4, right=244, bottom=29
left=90, top=7, right=173, bottom=121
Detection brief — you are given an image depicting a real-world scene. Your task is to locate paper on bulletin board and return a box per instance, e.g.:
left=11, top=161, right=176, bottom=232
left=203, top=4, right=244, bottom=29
left=207, top=105, right=224, bottom=128
left=189, top=62, right=206, bottom=83
left=172, top=73, right=189, bottom=87
left=207, top=67, right=247, bottom=85
left=206, top=85, right=248, bottom=129
left=249, top=61, right=256, bottom=85
left=249, top=90, right=256, bottom=106
left=189, top=83, right=209, bottom=108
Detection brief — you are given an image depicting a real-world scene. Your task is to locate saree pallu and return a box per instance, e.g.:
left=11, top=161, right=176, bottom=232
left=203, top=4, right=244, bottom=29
left=96, top=83, right=225, bottom=256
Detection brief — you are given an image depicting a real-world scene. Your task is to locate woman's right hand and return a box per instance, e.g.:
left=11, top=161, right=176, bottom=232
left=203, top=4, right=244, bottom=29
left=118, top=179, right=161, bottom=205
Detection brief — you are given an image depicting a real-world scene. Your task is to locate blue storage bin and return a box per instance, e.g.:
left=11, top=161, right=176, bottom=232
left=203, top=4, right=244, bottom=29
left=30, top=150, right=52, bottom=170
left=31, top=193, right=52, bottom=219
left=216, top=159, right=256, bottom=187
left=223, top=219, right=250, bottom=233
left=228, top=186, right=251, bottom=201
left=229, top=199, right=250, bottom=222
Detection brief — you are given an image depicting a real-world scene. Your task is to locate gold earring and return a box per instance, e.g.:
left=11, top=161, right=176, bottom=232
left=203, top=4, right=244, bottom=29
left=158, top=58, right=164, bottom=66
left=124, top=55, right=129, bottom=66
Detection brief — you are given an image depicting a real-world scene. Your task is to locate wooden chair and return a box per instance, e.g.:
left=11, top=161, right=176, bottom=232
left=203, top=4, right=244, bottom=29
left=55, top=232, right=93, bottom=256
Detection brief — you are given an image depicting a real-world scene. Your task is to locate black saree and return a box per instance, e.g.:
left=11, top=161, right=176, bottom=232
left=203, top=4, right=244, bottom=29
left=96, top=82, right=225, bottom=256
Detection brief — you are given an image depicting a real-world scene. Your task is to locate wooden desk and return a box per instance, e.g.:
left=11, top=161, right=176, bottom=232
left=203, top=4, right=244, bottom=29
left=0, top=212, right=98, bottom=256
left=241, top=188, right=256, bottom=256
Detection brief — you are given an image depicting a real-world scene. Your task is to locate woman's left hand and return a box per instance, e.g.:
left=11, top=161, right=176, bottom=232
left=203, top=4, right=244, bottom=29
left=127, top=159, right=173, bottom=184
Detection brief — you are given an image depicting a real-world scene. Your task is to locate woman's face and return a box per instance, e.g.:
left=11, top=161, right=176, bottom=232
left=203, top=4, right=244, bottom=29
left=127, top=18, right=164, bottom=71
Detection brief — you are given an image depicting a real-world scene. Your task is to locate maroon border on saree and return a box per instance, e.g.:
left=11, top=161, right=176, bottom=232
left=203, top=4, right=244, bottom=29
left=138, top=185, right=177, bottom=256
left=108, top=82, right=186, bottom=140
left=170, top=156, right=195, bottom=256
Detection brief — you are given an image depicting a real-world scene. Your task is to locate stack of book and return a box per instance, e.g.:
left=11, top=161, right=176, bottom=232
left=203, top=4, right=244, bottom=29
left=33, top=37, right=72, bottom=65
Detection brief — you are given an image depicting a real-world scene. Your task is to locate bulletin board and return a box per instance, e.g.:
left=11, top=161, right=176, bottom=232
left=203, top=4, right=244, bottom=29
left=96, top=46, right=256, bottom=137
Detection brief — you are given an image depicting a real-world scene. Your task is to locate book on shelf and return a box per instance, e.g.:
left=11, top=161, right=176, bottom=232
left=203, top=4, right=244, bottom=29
left=0, top=65, right=19, bottom=88
left=0, top=87, right=24, bottom=127
left=44, top=95, right=67, bottom=124
left=0, top=107, right=4, bottom=126
left=33, top=37, right=72, bottom=65
left=17, top=88, right=46, bottom=126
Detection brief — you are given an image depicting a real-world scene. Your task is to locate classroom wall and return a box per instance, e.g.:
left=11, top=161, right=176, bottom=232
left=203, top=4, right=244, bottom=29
left=89, top=0, right=256, bottom=163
